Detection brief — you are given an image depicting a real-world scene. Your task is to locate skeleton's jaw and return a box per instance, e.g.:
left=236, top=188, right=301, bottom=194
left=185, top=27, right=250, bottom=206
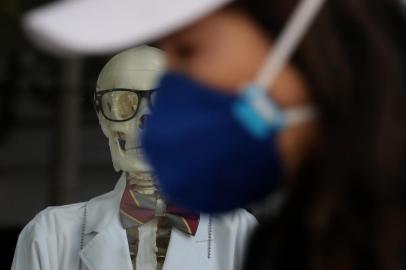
left=109, top=137, right=152, bottom=173
left=110, top=136, right=157, bottom=195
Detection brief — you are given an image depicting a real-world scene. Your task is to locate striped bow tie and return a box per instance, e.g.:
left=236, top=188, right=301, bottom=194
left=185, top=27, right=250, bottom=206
left=119, top=184, right=200, bottom=235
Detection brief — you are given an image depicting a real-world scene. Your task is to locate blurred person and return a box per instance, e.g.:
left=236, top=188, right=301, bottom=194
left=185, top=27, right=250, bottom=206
left=23, top=0, right=406, bottom=269
left=11, top=46, right=257, bottom=270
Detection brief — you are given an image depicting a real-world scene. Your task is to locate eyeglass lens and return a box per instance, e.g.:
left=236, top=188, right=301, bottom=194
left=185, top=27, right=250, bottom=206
left=101, top=91, right=139, bottom=121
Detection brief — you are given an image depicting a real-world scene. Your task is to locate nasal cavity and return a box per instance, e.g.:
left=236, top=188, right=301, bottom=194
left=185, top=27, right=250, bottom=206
left=139, top=114, right=150, bottom=130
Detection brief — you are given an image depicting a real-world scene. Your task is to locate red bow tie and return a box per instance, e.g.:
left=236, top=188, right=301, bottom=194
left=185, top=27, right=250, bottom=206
left=120, top=184, right=200, bottom=235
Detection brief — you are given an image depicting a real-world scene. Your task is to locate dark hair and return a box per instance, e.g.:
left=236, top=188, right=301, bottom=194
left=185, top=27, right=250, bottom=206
left=237, top=0, right=406, bottom=269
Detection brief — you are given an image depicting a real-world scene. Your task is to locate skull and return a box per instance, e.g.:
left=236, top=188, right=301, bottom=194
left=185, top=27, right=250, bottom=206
left=95, top=46, right=166, bottom=173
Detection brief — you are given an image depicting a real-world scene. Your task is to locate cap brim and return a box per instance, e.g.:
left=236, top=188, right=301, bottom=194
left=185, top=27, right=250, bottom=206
left=24, top=0, right=233, bottom=56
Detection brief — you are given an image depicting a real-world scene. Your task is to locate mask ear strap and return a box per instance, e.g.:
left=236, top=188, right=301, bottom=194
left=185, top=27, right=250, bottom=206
left=254, top=0, right=326, bottom=90
left=233, top=0, right=326, bottom=139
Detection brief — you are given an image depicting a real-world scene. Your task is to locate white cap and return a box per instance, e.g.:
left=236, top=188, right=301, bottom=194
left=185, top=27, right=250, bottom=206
left=24, top=0, right=233, bottom=56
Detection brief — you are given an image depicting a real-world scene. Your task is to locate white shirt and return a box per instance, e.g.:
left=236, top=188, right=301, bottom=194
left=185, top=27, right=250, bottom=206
left=12, top=175, right=258, bottom=270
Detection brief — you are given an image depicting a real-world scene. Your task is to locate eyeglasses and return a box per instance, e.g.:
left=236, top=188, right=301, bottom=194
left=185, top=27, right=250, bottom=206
left=93, top=88, right=157, bottom=122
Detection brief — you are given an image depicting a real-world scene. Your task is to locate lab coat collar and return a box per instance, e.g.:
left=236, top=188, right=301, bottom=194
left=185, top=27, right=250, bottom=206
left=84, top=173, right=126, bottom=234
left=80, top=173, right=131, bottom=270
left=79, top=173, right=211, bottom=270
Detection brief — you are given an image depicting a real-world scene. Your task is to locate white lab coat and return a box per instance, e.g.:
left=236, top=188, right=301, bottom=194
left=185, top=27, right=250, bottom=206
left=12, top=174, right=258, bottom=270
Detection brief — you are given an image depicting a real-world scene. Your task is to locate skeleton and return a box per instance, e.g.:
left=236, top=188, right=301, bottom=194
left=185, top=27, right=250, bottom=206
left=94, top=46, right=171, bottom=270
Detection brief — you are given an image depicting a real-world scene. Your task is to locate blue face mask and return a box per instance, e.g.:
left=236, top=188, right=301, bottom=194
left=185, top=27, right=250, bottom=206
left=142, top=0, right=323, bottom=213
left=142, top=72, right=284, bottom=213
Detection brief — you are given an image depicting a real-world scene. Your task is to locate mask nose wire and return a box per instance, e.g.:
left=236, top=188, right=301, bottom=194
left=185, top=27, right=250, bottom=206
left=254, top=0, right=326, bottom=91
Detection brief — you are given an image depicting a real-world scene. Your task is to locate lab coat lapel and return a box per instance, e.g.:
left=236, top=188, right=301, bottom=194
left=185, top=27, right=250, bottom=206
left=163, top=215, right=212, bottom=270
left=79, top=225, right=132, bottom=270
left=79, top=174, right=133, bottom=270
left=80, top=216, right=212, bottom=270
left=78, top=174, right=212, bottom=270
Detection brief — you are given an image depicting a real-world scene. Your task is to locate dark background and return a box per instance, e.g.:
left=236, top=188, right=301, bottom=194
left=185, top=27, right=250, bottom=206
left=0, top=1, right=119, bottom=268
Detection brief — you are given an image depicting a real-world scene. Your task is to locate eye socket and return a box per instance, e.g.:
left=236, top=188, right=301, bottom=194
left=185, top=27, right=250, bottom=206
left=101, top=90, right=139, bottom=121
left=176, top=45, right=194, bottom=59
left=117, top=92, right=138, bottom=118
left=173, top=42, right=198, bottom=63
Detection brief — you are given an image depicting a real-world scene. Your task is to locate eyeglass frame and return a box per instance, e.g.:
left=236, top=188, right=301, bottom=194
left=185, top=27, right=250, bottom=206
left=93, top=88, right=157, bottom=122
